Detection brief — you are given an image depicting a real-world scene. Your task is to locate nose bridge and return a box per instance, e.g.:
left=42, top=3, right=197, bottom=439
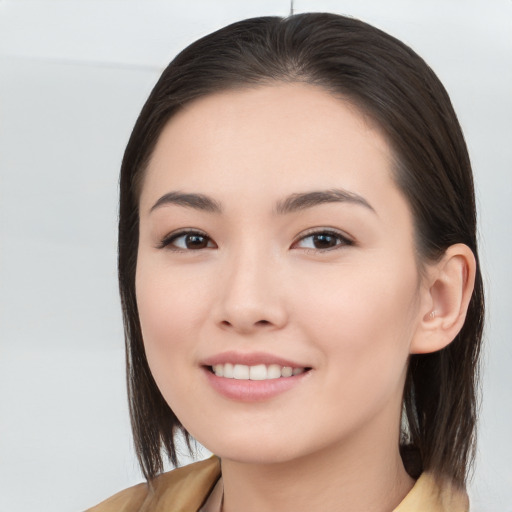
left=216, top=236, right=287, bottom=333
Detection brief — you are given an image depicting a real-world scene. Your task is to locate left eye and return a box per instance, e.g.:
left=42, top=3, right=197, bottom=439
left=159, top=230, right=216, bottom=251
left=294, top=231, right=352, bottom=251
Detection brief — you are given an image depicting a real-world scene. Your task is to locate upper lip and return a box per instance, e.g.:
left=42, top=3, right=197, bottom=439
left=202, top=351, right=309, bottom=368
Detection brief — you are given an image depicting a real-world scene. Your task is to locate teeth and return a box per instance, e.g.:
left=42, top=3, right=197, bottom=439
left=233, top=364, right=249, bottom=380
left=267, top=364, right=281, bottom=379
left=249, top=364, right=267, bottom=381
left=223, top=363, right=234, bottom=378
left=212, top=363, right=306, bottom=380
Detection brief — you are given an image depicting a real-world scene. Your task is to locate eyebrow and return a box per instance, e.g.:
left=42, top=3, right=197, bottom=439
left=150, top=192, right=223, bottom=214
left=149, top=188, right=375, bottom=215
left=274, top=189, right=375, bottom=215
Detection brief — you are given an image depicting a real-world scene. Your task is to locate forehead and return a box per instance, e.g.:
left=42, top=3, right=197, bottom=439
left=140, top=83, right=400, bottom=216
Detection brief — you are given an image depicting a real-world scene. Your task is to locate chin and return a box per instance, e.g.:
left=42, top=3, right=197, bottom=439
left=214, top=446, right=301, bottom=466
left=191, top=428, right=321, bottom=466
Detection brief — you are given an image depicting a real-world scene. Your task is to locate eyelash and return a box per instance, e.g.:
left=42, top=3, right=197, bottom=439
left=157, top=228, right=354, bottom=253
left=294, top=229, right=354, bottom=253
left=157, top=229, right=214, bottom=251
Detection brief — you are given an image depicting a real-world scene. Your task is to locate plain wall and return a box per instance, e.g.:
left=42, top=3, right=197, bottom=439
left=0, top=1, right=510, bottom=511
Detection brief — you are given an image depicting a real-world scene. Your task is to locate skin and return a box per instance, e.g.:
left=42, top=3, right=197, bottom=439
left=135, top=83, right=473, bottom=511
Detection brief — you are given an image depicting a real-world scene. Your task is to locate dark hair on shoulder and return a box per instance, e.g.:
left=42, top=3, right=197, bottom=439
left=118, top=12, right=484, bottom=487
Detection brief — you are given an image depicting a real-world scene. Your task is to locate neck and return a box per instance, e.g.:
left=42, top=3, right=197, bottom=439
left=219, top=422, right=414, bottom=512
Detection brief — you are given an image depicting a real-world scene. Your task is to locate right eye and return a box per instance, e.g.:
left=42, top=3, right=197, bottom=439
left=158, top=230, right=216, bottom=251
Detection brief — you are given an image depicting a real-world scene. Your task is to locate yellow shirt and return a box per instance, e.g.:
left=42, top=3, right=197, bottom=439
left=85, top=457, right=469, bottom=512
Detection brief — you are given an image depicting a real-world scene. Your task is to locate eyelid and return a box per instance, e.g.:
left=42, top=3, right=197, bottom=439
left=157, top=228, right=216, bottom=251
left=292, top=228, right=354, bottom=252
left=156, top=227, right=354, bottom=252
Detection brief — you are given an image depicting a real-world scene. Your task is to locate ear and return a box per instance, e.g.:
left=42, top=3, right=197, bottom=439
left=410, top=243, right=476, bottom=354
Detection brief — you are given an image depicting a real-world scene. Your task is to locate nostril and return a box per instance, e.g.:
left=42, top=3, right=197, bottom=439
left=218, top=318, right=275, bottom=335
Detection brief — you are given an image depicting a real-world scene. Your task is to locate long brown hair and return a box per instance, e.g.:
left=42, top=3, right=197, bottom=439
left=118, top=13, right=484, bottom=486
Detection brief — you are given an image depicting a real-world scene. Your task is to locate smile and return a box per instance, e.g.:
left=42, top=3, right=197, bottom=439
left=211, top=363, right=306, bottom=380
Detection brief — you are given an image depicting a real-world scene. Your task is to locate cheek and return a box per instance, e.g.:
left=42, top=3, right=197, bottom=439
left=134, top=261, right=211, bottom=399
left=295, top=259, right=419, bottom=398
left=136, top=257, right=211, bottom=339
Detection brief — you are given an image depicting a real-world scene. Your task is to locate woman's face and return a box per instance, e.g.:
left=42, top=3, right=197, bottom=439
left=136, top=84, right=426, bottom=464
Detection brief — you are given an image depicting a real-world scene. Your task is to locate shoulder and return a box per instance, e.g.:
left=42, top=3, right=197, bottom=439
left=393, top=472, right=469, bottom=512
left=85, top=457, right=221, bottom=512
left=84, top=480, right=147, bottom=512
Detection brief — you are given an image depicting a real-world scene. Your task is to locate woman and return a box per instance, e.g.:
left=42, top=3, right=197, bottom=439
left=87, top=12, right=483, bottom=512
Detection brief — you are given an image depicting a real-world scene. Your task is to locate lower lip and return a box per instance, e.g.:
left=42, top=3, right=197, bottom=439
left=202, top=367, right=310, bottom=402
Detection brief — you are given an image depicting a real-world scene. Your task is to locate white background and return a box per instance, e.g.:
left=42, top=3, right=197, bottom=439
left=0, top=1, right=510, bottom=511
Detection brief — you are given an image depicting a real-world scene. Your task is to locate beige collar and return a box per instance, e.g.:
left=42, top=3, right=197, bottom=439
left=200, top=471, right=469, bottom=512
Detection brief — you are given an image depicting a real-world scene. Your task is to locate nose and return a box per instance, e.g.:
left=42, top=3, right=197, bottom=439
left=213, top=244, right=288, bottom=335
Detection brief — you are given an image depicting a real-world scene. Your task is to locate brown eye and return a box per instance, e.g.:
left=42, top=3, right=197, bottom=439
left=159, top=230, right=215, bottom=251
left=310, top=233, right=338, bottom=249
left=182, top=233, right=210, bottom=249
left=294, top=230, right=353, bottom=252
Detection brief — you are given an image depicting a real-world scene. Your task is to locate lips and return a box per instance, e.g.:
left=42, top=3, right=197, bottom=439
left=202, top=350, right=308, bottom=368
left=201, top=351, right=312, bottom=401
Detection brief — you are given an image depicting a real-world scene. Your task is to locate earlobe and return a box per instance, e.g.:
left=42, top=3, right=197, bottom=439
left=410, top=243, right=476, bottom=354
